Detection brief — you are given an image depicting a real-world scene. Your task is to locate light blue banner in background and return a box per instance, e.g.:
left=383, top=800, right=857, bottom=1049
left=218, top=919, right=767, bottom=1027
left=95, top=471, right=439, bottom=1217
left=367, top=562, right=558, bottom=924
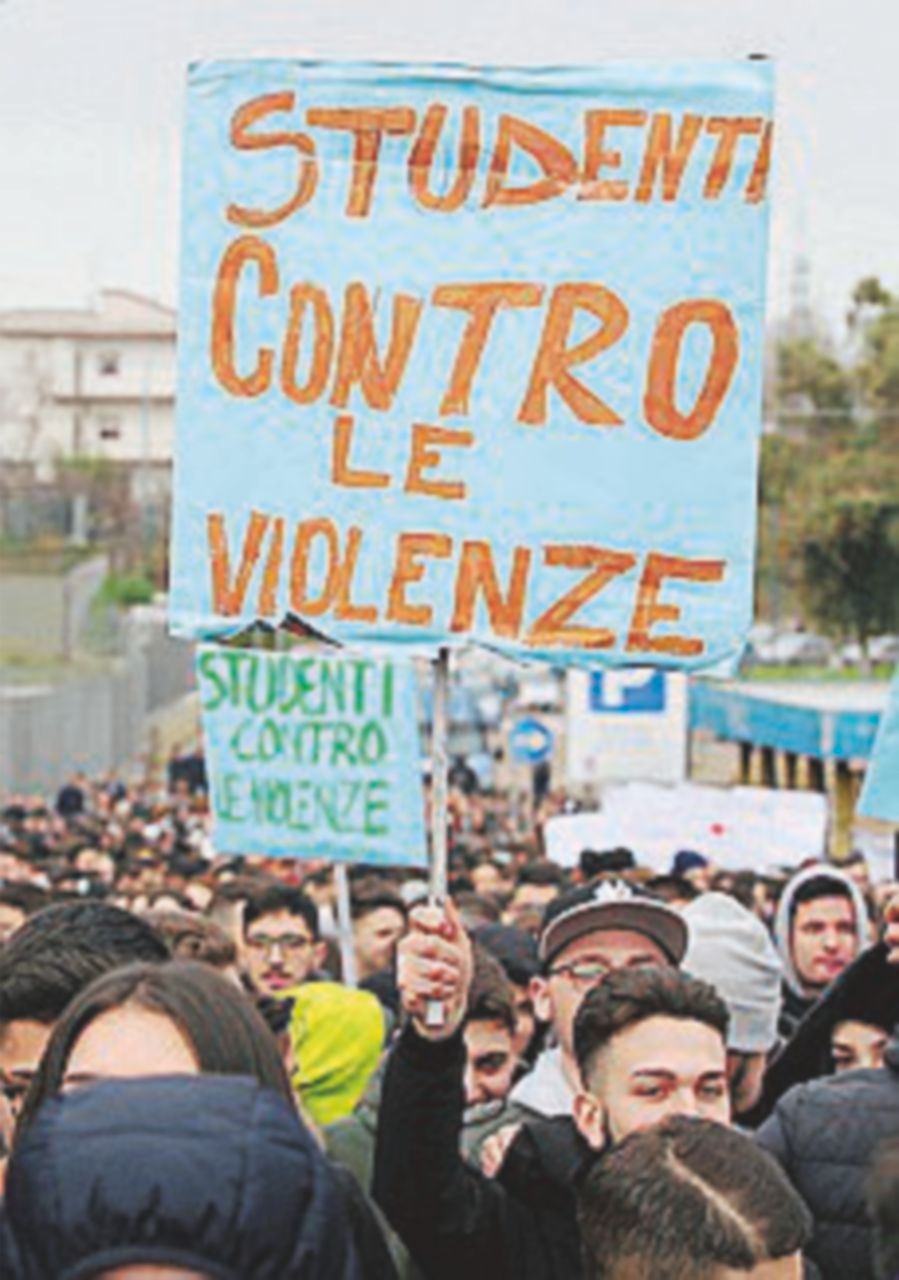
left=170, top=59, right=774, bottom=671
left=858, top=670, right=899, bottom=823
left=197, top=646, right=428, bottom=864
left=690, top=681, right=884, bottom=763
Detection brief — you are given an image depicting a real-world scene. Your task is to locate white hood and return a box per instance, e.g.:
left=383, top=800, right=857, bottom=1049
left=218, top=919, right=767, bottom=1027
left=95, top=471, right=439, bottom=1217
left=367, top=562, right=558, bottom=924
left=509, top=1045, right=574, bottom=1118
left=772, top=864, right=869, bottom=998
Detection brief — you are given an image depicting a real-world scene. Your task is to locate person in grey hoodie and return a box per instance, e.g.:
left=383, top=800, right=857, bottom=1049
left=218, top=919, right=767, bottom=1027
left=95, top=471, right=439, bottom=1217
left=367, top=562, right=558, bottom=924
left=682, top=891, right=783, bottom=1118
left=772, top=865, right=869, bottom=1042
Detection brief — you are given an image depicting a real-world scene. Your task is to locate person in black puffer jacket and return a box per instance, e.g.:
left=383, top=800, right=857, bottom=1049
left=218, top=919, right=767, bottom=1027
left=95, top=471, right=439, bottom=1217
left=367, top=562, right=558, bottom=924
left=756, top=1029, right=899, bottom=1280
left=0, top=1074, right=365, bottom=1280
left=747, top=942, right=899, bottom=1126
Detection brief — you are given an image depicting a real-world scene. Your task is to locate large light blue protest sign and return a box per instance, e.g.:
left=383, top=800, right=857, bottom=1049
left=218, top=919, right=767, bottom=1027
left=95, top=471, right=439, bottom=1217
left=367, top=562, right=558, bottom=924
left=858, top=670, right=899, bottom=823
left=197, top=646, right=427, bottom=864
left=170, top=60, right=774, bottom=670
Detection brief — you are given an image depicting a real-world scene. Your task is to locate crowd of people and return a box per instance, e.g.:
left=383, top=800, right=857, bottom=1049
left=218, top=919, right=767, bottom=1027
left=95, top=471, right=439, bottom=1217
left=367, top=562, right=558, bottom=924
left=0, top=763, right=898, bottom=1278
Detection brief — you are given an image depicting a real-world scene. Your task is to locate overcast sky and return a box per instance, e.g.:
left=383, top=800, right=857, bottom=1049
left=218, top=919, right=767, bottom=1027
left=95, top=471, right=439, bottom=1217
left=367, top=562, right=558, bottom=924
left=2, top=0, right=895, bottom=334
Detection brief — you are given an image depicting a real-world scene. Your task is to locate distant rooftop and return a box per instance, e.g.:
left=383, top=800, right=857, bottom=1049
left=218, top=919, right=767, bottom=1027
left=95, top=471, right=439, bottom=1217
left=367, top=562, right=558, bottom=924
left=0, top=289, right=176, bottom=338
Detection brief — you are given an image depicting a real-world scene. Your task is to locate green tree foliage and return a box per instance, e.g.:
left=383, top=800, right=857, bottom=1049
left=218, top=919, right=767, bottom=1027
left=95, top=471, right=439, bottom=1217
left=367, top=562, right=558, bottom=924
left=99, top=572, right=155, bottom=608
left=798, top=485, right=899, bottom=652
left=852, top=279, right=899, bottom=439
left=758, top=278, right=899, bottom=637
left=777, top=337, right=854, bottom=419
left=758, top=434, right=805, bottom=506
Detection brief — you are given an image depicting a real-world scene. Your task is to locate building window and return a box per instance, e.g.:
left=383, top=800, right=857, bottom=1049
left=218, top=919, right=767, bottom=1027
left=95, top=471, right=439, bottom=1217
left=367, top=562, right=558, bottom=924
left=98, top=416, right=122, bottom=441
left=97, top=350, right=120, bottom=376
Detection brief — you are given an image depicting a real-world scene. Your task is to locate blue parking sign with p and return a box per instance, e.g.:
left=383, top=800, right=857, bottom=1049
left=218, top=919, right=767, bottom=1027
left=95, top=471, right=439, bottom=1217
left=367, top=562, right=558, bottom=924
left=589, top=670, right=667, bottom=714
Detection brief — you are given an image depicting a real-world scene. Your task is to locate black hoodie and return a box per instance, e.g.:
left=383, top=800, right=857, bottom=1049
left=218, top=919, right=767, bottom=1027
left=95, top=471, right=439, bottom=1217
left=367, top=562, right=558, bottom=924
left=373, top=1024, right=592, bottom=1280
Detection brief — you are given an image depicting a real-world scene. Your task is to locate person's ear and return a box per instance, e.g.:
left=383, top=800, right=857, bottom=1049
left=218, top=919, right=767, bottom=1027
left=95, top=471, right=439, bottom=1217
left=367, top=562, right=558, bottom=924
left=313, top=941, right=328, bottom=972
left=574, top=1088, right=607, bottom=1152
left=530, top=974, right=552, bottom=1024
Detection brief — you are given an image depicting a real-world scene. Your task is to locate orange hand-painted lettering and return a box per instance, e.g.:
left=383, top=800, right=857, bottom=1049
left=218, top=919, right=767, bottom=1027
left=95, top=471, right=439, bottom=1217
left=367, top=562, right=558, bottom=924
left=519, top=284, right=629, bottom=426
left=306, top=107, right=416, bottom=217
left=526, top=545, right=637, bottom=648
left=210, top=236, right=278, bottom=397
left=228, top=93, right=319, bottom=228
left=434, top=282, right=544, bottom=416
left=644, top=300, right=739, bottom=440
left=626, top=552, right=726, bottom=655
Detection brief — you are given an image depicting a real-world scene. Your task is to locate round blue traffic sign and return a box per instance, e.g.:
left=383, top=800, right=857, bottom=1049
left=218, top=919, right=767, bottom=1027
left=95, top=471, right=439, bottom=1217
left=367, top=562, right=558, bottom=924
left=509, top=717, right=554, bottom=765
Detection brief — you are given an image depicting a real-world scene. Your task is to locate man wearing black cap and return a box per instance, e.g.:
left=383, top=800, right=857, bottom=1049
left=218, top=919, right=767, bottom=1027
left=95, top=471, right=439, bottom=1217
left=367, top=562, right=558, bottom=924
left=508, top=878, right=689, bottom=1122
left=373, top=898, right=727, bottom=1280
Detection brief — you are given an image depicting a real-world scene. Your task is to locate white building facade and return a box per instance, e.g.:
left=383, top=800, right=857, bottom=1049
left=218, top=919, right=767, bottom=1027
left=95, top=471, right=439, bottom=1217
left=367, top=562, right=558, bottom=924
left=0, top=290, right=176, bottom=475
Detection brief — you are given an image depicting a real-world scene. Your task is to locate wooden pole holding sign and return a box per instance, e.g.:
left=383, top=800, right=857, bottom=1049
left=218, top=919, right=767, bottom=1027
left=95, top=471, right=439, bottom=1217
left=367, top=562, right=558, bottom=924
left=430, top=646, right=451, bottom=903
left=335, top=862, right=358, bottom=989
left=426, top=645, right=451, bottom=1028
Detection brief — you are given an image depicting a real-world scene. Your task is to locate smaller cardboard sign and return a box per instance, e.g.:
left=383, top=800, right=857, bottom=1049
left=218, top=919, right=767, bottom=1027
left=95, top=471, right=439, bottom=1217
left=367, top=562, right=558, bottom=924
left=197, top=646, right=427, bottom=865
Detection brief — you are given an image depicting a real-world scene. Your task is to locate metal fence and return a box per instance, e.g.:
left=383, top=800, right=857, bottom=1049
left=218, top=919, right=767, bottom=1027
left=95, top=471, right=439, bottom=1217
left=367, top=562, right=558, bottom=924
left=0, top=613, right=196, bottom=794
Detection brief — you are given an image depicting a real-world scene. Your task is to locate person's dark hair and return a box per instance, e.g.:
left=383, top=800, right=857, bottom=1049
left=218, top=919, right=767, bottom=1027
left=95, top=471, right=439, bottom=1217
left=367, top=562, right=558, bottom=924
left=167, top=853, right=208, bottom=881
left=643, top=875, right=699, bottom=906
left=573, top=966, right=729, bottom=1087
left=349, top=877, right=407, bottom=922
left=0, top=883, right=50, bottom=919
left=468, top=946, right=516, bottom=1036
left=790, top=874, right=853, bottom=922
left=17, top=960, right=293, bottom=1136
left=517, top=862, right=566, bottom=888
left=868, top=1135, right=899, bottom=1280
left=121, top=831, right=152, bottom=858
left=578, top=1115, right=811, bottom=1279
left=244, top=885, right=319, bottom=938
left=208, top=874, right=275, bottom=915
left=448, top=872, right=475, bottom=895
left=474, top=922, right=540, bottom=987
left=347, top=863, right=395, bottom=885
left=0, top=902, right=169, bottom=1027
left=718, top=870, right=758, bottom=912
left=453, top=891, right=501, bottom=927
left=302, top=867, right=332, bottom=889
left=142, top=910, right=238, bottom=969
left=579, top=848, right=635, bottom=880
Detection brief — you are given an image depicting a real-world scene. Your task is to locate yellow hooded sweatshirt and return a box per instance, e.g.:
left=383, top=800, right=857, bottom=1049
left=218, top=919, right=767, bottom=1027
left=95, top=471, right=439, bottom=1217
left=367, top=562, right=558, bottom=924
left=289, top=981, right=385, bottom=1126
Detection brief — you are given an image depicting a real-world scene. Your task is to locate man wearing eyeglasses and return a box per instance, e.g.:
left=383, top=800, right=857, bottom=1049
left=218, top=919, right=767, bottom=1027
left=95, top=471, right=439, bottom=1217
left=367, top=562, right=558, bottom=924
left=506, top=878, right=688, bottom=1125
left=243, top=886, right=326, bottom=997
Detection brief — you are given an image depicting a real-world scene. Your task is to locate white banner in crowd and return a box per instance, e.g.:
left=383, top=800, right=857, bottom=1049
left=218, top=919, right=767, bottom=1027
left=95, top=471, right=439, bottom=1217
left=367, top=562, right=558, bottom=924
left=545, top=782, right=828, bottom=873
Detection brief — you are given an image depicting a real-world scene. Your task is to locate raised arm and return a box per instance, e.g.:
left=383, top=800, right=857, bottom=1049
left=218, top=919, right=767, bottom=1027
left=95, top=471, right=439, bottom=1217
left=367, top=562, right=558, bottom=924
left=372, top=901, right=525, bottom=1280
